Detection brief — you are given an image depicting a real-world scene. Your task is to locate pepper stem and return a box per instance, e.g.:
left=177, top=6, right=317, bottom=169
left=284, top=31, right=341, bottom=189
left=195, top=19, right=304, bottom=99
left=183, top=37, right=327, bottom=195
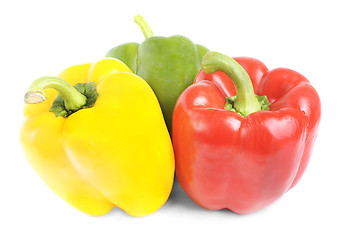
left=24, top=76, right=87, bottom=111
left=202, top=51, right=262, bottom=116
left=134, top=15, right=154, bottom=39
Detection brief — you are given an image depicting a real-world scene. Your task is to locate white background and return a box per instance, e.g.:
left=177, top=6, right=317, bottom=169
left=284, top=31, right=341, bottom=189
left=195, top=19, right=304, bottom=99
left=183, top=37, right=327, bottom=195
left=1, top=0, right=344, bottom=239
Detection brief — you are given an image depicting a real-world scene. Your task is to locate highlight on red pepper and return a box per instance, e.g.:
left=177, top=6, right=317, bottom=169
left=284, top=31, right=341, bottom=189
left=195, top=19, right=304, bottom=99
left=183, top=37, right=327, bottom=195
left=172, top=51, right=321, bottom=214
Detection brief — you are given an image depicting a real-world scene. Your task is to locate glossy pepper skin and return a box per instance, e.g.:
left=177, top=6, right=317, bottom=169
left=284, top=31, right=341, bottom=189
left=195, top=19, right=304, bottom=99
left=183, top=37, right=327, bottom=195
left=172, top=52, right=321, bottom=214
left=106, top=15, right=208, bottom=132
left=20, top=58, right=175, bottom=217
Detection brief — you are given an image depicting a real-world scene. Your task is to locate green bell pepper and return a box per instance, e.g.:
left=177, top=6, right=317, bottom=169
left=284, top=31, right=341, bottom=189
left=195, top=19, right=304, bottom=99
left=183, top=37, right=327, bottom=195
left=106, top=15, right=208, bottom=132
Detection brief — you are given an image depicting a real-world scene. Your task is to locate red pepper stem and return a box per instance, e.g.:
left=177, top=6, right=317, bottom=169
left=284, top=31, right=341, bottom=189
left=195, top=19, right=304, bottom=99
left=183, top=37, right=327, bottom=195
left=202, top=51, right=261, bottom=116
left=134, top=15, right=154, bottom=39
left=24, top=76, right=87, bottom=111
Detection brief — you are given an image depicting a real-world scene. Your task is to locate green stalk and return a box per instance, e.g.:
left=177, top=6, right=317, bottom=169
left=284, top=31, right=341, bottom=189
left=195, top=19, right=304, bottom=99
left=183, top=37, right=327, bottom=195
left=202, top=51, right=262, bottom=116
left=24, top=76, right=87, bottom=111
left=134, top=15, right=154, bottom=39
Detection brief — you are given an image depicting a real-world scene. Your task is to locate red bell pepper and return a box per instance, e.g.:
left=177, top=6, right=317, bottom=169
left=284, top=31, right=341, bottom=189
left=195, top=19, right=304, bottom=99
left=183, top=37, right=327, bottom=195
left=172, top=51, right=321, bottom=214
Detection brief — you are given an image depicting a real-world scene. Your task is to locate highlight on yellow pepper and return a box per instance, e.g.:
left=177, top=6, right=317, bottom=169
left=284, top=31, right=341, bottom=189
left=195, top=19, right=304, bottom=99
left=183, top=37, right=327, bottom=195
left=20, top=58, right=175, bottom=217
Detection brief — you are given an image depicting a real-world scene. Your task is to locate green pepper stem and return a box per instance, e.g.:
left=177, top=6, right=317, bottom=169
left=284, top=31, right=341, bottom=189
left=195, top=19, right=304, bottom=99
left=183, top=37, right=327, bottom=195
left=202, top=51, right=261, bottom=116
left=134, top=15, right=154, bottom=39
left=24, top=76, right=87, bottom=111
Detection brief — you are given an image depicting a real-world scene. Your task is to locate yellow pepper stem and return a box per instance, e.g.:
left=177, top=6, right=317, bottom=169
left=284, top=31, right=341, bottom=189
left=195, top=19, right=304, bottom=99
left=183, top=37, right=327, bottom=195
left=24, top=76, right=87, bottom=111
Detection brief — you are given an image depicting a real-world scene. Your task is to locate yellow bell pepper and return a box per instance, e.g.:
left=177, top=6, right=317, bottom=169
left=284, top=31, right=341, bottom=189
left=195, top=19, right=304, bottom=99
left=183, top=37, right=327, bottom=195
left=20, top=58, right=175, bottom=217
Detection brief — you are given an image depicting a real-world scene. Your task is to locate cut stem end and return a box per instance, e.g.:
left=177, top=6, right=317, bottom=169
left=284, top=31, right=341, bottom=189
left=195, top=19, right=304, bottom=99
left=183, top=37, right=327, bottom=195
left=24, top=91, right=47, bottom=104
